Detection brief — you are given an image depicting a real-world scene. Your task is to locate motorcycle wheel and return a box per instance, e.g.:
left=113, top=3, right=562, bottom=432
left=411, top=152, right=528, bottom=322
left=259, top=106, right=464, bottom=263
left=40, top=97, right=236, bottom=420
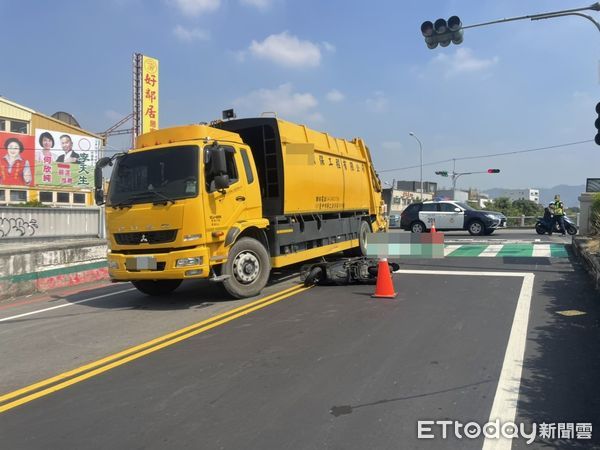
left=535, top=223, right=546, bottom=235
left=566, top=224, right=577, bottom=236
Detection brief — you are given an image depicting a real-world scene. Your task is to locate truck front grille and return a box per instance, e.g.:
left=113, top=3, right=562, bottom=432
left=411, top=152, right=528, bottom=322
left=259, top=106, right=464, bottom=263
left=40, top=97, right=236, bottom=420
left=114, top=230, right=177, bottom=245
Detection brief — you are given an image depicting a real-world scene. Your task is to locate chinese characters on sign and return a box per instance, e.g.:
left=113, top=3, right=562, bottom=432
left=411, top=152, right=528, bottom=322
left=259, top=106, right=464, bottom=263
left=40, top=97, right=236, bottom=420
left=141, top=55, right=159, bottom=134
left=34, top=129, right=100, bottom=187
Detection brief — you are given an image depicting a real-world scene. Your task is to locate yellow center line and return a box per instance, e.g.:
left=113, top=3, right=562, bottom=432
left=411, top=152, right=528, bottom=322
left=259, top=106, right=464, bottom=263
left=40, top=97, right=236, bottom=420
left=0, top=284, right=310, bottom=413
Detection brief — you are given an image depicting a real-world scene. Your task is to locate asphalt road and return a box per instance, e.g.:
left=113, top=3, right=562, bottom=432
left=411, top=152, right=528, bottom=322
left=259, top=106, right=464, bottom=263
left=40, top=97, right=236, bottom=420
left=0, top=230, right=598, bottom=449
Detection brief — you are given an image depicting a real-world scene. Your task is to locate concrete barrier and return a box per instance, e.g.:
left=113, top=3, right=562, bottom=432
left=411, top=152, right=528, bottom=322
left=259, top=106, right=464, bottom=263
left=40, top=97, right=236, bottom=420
left=0, top=239, right=109, bottom=302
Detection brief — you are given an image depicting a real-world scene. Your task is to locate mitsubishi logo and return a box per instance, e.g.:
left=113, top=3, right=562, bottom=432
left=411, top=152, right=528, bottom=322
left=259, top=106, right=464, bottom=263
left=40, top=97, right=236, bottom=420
left=140, top=234, right=149, bottom=243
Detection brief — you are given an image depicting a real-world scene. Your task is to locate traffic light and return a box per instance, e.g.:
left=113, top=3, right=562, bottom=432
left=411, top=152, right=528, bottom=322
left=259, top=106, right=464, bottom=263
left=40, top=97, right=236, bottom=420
left=595, top=102, right=600, bottom=145
left=487, top=169, right=500, bottom=173
left=435, top=171, right=449, bottom=177
left=420, top=16, right=464, bottom=49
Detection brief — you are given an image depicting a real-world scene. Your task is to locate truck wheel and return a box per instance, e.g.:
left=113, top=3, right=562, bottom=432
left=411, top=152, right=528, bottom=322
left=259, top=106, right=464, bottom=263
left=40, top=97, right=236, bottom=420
left=344, top=220, right=371, bottom=256
left=467, top=220, right=485, bottom=236
left=222, top=237, right=271, bottom=299
left=132, top=280, right=182, bottom=296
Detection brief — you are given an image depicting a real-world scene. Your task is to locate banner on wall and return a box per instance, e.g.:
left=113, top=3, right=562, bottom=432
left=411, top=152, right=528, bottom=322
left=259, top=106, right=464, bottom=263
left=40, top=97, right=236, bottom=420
left=34, top=129, right=101, bottom=187
left=0, top=132, right=35, bottom=187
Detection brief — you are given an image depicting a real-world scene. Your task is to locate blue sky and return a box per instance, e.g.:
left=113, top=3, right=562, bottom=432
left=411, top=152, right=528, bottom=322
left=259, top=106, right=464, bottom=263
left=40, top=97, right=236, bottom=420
left=1, top=0, right=599, bottom=191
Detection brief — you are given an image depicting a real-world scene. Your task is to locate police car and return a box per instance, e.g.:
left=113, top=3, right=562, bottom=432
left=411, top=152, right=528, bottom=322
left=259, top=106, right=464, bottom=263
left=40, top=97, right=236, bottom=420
left=400, top=201, right=507, bottom=235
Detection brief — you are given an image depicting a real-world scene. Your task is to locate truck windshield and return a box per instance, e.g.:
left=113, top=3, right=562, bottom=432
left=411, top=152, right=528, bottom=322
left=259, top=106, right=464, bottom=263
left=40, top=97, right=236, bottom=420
left=107, top=145, right=199, bottom=207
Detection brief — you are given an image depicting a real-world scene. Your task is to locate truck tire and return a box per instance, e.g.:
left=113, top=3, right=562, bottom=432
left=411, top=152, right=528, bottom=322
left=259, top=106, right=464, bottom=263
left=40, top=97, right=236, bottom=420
left=467, top=220, right=485, bottom=236
left=345, top=220, right=371, bottom=256
left=132, top=279, right=182, bottom=296
left=222, top=237, right=271, bottom=298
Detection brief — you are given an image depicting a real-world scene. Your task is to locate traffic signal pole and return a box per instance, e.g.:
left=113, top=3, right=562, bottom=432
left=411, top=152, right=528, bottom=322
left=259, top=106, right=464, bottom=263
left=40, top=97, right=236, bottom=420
left=462, top=3, right=600, bottom=33
left=421, top=3, right=600, bottom=50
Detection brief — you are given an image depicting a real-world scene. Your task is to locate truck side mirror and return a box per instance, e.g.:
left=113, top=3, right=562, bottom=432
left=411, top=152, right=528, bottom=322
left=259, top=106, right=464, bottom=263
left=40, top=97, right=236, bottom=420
left=214, top=174, right=230, bottom=190
left=209, top=147, right=227, bottom=175
left=94, top=157, right=112, bottom=206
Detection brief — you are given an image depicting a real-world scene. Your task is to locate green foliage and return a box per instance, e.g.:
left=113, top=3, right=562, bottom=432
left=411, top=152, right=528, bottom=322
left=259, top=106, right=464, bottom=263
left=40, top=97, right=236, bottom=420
left=483, top=197, right=543, bottom=227
left=592, top=193, right=600, bottom=235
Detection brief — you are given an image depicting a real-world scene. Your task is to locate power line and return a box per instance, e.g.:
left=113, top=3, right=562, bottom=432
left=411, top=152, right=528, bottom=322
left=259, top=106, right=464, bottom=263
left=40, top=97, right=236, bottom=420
left=378, top=139, right=594, bottom=173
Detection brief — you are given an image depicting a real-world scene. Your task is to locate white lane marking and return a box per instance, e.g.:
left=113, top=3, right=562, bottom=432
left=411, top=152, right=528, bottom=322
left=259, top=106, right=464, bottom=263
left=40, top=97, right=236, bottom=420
left=479, top=244, right=504, bottom=258
left=532, top=244, right=551, bottom=257
left=0, top=288, right=136, bottom=323
left=444, top=245, right=462, bottom=256
left=483, top=273, right=535, bottom=450
left=394, top=269, right=531, bottom=278
left=393, top=269, right=535, bottom=450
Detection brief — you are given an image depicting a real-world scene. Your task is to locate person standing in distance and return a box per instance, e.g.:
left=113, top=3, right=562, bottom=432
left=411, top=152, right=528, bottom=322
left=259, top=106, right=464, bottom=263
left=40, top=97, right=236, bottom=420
left=56, top=134, right=80, bottom=163
left=550, top=194, right=566, bottom=236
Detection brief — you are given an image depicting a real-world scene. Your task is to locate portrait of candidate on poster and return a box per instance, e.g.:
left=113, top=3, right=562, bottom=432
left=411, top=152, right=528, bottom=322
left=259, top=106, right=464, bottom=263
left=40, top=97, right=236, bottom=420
left=0, top=131, right=35, bottom=187
left=34, top=129, right=101, bottom=187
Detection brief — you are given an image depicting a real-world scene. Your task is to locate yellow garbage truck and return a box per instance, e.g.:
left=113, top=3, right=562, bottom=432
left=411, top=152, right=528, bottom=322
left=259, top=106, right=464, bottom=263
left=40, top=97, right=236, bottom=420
left=94, top=117, right=386, bottom=298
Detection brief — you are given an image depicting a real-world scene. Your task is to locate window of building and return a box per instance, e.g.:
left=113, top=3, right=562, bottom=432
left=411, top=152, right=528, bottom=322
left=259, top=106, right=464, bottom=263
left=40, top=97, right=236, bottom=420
left=10, top=190, right=27, bottom=202
left=56, top=192, right=70, bottom=203
left=39, top=191, right=54, bottom=203
left=73, top=193, right=86, bottom=204
left=0, top=118, right=5, bottom=131
left=0, top=189, right=5, bottom=201
left=9, top=120, right=28, bottom=134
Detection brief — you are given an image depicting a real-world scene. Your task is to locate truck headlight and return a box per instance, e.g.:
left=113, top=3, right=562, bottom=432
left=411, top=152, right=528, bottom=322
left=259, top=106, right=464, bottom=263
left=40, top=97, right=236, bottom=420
left=176, top=257, right=203, bottom=267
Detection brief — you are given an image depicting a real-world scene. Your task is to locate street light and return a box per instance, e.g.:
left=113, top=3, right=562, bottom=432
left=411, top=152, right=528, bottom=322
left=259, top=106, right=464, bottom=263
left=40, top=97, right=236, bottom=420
left=408, top=132, right=423, bottom=200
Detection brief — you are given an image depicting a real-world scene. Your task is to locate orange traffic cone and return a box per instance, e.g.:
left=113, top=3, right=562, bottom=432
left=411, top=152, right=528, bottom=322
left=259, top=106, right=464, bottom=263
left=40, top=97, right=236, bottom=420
left=372, top=258, right=397, bottom=298
left=430, top=220, right=437, bottom=233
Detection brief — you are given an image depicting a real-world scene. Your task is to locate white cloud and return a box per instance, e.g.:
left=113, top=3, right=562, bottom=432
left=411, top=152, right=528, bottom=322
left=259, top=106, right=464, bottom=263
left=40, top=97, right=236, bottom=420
left=321, top=41, right=336, bottom=53
left=173, top=25, right=210, bottom=42
left=233, top=83, right=320, bottom=121
left=240, top=0, right=272, bottom=10
left=168, top=0, right=220, bottom=16
left=249, top=31, right=322, bottom=68
left=431, top=48, right=499, bottom=77
left=326, top=89, right=345, bottom=102
left=365, top=91, right=389, bottom=113
left=381, top=141, right=402, bottom=150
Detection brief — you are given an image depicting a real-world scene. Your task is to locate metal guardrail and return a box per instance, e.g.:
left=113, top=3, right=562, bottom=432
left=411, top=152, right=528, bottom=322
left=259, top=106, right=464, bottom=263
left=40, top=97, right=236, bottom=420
left=505, top=213, right=580, bottom=228
left=0, top=206, right=105, bottom=240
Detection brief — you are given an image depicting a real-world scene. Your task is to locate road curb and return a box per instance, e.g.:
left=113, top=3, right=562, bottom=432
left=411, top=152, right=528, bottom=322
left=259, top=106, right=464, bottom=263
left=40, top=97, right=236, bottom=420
left=572, top=236, right=600, bottom=292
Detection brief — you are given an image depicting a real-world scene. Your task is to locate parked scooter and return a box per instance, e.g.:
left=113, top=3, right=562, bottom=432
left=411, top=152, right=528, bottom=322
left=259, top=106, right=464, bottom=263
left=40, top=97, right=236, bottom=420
left=535, top=213, right=578, bottom=235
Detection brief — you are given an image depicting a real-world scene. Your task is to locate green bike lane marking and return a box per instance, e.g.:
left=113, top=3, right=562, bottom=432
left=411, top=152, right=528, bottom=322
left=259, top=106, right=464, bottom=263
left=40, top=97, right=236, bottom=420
left=444, top=243, right=569, bottom=258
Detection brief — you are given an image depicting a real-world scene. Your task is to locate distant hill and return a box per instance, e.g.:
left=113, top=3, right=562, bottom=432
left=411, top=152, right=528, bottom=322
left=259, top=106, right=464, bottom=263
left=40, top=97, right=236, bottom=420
left=484, top=185, right=585, bottom=207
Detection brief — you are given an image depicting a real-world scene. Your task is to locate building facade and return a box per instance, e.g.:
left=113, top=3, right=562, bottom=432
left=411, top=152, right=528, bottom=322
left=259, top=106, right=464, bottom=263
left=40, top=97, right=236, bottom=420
left=382, top=187, right=434, bottom=215
left=503, top=188, right=540, bottom=203
left=0, top=97, right=102, bottom=207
